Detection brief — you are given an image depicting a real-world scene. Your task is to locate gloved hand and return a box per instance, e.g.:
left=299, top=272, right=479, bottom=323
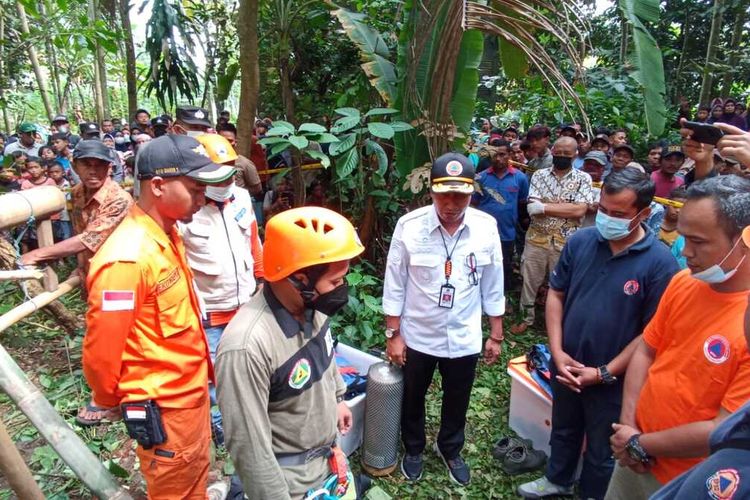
left=527, top=200, right=546, bottom=216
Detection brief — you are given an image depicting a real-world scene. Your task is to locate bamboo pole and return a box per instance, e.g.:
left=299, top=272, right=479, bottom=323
left=0, top=275, right=79, bottom=333
left=0, top=419, right=45, bottom=500
left=0, top=269, right=45, bottom=281
left=0, top=278, right=132, bottom=499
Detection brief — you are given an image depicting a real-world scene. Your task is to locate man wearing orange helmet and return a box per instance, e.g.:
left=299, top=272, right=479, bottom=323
left=216, top=207, right=364, bottom=499
left=180, top=133, right=265, bottom=446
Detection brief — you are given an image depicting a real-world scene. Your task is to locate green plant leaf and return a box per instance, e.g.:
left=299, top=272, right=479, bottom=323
left=298, top=123, right=327, bottom=134
left=258, top=137, right=289, bottom=146
left=388, top=121, right=413, bottom=133
left=330, top=8, right=397, bottom=105
left=365, top=108, right=399, bottom=117
left=266, top=126, right=291, bottom=137
left=309, top=133, right=340, bottom=144
left=106, top=460, right=129, bottom=479
left=334, top=107, right=361, bottom=118
left=365, top=139, right=388, bottom=175
left=216, top=62, right=239, bottom=102
left=336, top=147, right=359, bottom=178
left=331, top=116, right=360, bottom=134
left=270, top=142, right=292, bottom=156
left=305, top=150, right=331, bottom=168
left=329, top=133, right=357, bottom=156
left=288, top=135, right=309, bottom=149
left=367, top=122, right=395, bottom=140
left=273, top=120, right=296, bottom=133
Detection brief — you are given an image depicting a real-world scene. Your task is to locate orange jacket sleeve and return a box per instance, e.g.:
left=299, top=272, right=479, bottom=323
left=83, top=260, right=145, bottom=408
left=250, top=218, right=264, bottom=279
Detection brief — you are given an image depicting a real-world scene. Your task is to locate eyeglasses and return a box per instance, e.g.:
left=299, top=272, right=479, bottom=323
left=466, top=253, right=479, bottom=286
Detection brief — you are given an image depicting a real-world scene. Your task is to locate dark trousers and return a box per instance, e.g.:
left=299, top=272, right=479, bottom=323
left=546, top=378, right=622, bottom=500
left=501, top=240, right=515, bottom=291
left=401, top=346, right=479, bottom=460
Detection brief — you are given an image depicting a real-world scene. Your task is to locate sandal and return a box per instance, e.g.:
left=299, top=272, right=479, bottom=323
left=75, top=402, right=115, bottom=427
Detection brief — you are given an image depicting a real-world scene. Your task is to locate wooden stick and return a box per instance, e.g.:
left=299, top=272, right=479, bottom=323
left=0, top=269, right=45, bottom=281
left=0, top=275, right=80, bottom=334
left=35, top=219, right=58, bottom=292
left=0, top=419, right=45, bottom=500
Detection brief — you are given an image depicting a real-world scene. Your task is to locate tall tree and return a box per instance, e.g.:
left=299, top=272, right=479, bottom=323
left=236, top=0, right=259, bottom=158
left=720, top=0, right=748, bottom=97
left=15, top=1, right=54, bottom=120
left=0, top=7, right=10, bottom=131
left=118, top=0, right=138, bottom=118
left=699, top=0, right=725, bottom=106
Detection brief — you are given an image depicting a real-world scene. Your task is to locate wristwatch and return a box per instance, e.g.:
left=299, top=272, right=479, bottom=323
left=598, top=365, right=617, bottom=385
left=336, top=395, right=345, bottom=404
left=385, top=327, right=400, bottom=339
left=625, top=434, right=652, bottom=465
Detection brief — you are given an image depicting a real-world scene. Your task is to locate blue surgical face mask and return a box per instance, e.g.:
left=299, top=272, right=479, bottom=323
left=595, top=209, right=643, bottom=241
left=692, top=237, right=746, bottom=284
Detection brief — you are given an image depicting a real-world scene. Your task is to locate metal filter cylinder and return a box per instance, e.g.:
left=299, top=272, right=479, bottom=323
left=361, top=362, right=404, bottom=476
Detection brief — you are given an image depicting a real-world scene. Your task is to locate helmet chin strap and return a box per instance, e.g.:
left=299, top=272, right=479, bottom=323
left=288, top=265, right=327, bottom=339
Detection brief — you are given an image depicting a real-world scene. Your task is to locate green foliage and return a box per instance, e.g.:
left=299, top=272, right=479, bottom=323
left=330, top=262, right=384, bottom=350
left=619, top=0, right=668, bottom=135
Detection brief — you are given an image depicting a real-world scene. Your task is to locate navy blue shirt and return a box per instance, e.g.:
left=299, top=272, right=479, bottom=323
left=473, top=167, right=529, bottom=241
left=651, top=401, right=750, bottom=499
left=550, top=225, right=679, bottom=367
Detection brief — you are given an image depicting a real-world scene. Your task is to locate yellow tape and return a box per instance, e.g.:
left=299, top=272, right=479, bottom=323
left=591, top=182, right=684, bottom=208
left=257, top=163, right=324, bottom=176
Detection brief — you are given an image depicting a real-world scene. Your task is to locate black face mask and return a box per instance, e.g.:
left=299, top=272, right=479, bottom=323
left=310, top=283, right=350, bottom=316
left=552, top=155, right=573, bottom=170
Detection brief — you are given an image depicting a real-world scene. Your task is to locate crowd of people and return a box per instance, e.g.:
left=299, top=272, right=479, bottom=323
left=0, top=96, right=748, bottom=500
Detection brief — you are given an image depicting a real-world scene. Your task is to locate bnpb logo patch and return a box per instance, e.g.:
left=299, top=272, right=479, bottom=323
left=704, top=335, right=730, bottom=365
left=288, top=358, right=312, bottom=389
left=706, top=468, right=740, bottom=500
left=623, top=279, right=640, bottom=296
left=445, top=160, right=463, bottom=176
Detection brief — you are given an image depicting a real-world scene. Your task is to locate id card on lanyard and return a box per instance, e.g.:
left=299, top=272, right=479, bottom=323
left=437, top=227, right=465, bottom=309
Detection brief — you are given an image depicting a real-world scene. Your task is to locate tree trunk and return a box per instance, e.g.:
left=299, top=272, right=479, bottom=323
left=699, top=0, right=725, bottom=106
left=38, top=2, right=63, bottom=112
left=60, top=64, right=75, bottom=113
left=720, top=0, right=747, bottom=98
left=618, top=16, right=629, bottom=65
left=87, top=0, right=105, bottom=122
left=236, top=0, right=259, bottom=158
left=118, top=0, right=137, bottom=118
left=673, top=5, right=691, bottom=103
left=0, top=420, right=44, bottom=500
left=0, top=9, right=10, bottom=132
left=15, top=2, right=54, bottom=120
left=96, top=41, right=109, bottom=118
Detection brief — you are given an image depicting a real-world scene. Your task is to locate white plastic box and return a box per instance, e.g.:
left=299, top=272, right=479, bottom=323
left=335, top=342, right=383, bottom=456
left=507, top=356, right=553, bottom=456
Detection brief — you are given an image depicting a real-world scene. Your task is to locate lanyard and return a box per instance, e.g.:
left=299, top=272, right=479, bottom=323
left=438, top=226, right=465, bottom=284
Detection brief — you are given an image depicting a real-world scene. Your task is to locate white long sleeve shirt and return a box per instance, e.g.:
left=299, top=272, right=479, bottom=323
left=382, top=205, right=505, bottom=358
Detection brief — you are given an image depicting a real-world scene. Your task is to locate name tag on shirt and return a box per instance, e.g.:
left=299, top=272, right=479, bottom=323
left=438, top=284, right=455, bottom=309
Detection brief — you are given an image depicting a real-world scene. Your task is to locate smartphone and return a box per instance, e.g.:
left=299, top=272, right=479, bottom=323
left=683, top=121, right=725, bottom=145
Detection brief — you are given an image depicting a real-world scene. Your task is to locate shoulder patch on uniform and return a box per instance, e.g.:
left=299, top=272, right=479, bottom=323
left=288, top=358, right=311, bottom=389
left=156, top=268, right=181, bottom=294
left=706, top=468, right=740, bottom=500
left=101, top=290, right=135, bottom=311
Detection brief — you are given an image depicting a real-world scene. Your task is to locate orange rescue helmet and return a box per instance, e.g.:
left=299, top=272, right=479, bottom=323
left=194, top=133, right=238, bottom=165
left=264, top=207, right=364, bottom=282
left=743, top=225, right=750, bottom=248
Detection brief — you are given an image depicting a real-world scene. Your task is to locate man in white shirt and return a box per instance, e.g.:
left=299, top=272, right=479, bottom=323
left=383, top=153, right=505, bottom=486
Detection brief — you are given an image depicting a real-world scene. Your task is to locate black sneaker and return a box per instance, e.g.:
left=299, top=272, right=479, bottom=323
left=502, top=444, right=547, bottom=475
left=401, top=453, right=423, bottom=481
left=433, top=442, right=470, bottom=486
left=492, top=436, right=533, bottom=460
left=211, top=421, right=225, bottom=447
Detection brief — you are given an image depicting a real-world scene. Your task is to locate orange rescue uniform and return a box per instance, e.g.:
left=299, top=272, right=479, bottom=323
left=636, top=269, right=750, bottom=484
left=84, top=204, right=212, bottom=499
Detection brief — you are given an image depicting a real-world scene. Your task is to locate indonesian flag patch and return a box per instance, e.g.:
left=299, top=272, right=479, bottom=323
left=102, top=290, right=135, bottom=311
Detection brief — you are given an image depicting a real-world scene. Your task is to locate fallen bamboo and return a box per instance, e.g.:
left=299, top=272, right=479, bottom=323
left=0, top=275, right=81, bottom=334
left=0, top=340, right=132, bottom=499
left=0, top=187, right=65, bottom=230
left=0, top=419, right=45, bottom=500
left=0, top=269, right=45, bottom=281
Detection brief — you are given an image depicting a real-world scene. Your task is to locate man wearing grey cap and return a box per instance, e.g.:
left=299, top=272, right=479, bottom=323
left=383, top=152, right=505, bottom=486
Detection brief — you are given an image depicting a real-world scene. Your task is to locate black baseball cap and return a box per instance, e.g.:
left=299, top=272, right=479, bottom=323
left=661, top=144, right=685, bottom=159
left=613, top=144, right=635, bottom=156
left=430, top=153, right=475, bottom=195
left=175, top=106, right=211, bottom=128
left=151, top=116, right=169, bottom=128
left=73, top=140, right=114, bottom=163
left=51, top=114, right=69, bottom=124
left=592, top=134, right=611, bottom=146
left=79, top=122, right=100, bottom=137
left=136, top=134, right=235, bottom=184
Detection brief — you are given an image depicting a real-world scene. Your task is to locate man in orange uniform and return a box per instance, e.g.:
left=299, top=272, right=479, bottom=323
left=606, top=175, right=750, bottom=499
left=83, top=134, right=236, bottom=499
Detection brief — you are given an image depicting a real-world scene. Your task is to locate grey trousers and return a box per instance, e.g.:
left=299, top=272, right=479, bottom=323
left=604, top=463, right=663, bottom=500
left=519, top=242, right=561, bottom=325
